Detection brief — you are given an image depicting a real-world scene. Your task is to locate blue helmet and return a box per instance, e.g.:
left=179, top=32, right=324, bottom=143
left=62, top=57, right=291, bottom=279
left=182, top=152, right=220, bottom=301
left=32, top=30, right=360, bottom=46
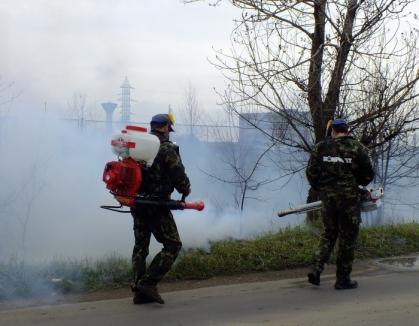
left=150, top=113, right=174, bottom=132
left=332, top=118, right=348, bottom=127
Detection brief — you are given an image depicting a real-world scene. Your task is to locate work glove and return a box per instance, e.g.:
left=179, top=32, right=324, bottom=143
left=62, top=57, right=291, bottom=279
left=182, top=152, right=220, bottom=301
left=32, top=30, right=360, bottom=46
left=181, top=187, right=191, bottom=202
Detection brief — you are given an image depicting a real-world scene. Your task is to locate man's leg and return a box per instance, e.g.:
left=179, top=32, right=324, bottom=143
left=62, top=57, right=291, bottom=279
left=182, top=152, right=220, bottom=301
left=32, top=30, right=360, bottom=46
left=308, top=196, right=339, bottom=285
left=131, top=209, right=152, bottom=303
left=142, top=208, right=182, bottom=285
left=138, top=207, right=182, bottom=304
left=335, top=197, right=361, bottom=290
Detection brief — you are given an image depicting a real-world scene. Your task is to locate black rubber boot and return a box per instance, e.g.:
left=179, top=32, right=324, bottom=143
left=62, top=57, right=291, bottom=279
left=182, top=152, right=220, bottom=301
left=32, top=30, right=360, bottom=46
left=335, top=277, right=358, bottom=290
left=307, top=269, right=321, bottom=286
left=133, top=291, right=155, bottom=304
left=137, top=284, right=165, bottom=304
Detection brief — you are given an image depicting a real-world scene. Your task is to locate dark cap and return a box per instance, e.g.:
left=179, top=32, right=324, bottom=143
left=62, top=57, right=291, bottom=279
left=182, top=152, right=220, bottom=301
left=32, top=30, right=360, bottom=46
left=332, top=118, right=348, bottom=127
left=150, top=114, right=174, bottom=132
left=331, top=118, right=349, bottom=133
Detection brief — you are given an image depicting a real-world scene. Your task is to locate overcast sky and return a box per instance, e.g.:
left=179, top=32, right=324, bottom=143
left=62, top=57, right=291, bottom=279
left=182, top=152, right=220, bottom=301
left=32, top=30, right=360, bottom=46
left=0, top=1, right=417, bottom=121
left=0, top=0, right=238, bottom=120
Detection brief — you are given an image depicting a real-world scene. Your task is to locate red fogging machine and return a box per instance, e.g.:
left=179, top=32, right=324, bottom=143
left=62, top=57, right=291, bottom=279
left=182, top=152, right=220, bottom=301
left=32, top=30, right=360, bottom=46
left=100, top=125, right=205, bottom=213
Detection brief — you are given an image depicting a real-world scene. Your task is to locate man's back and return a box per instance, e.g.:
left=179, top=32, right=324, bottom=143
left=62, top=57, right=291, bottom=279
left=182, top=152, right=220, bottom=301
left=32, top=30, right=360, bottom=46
left=141, top=141, right=190, bottom=199
left=306, top=136, right=374, bottom=192
left=306, top=119, right=375, bottom=290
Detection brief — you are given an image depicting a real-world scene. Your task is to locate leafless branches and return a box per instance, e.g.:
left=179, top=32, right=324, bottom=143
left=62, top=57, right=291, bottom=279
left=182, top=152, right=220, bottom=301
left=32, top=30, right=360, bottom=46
left=178, top=83, right=201, bottom=137
left=66, top=91, right=87, bottom=131
left=185, top=0, right=418, bottom=215
left=0, top=76, right=20, bottom=137
left=209, top=0, right=418, bottom=150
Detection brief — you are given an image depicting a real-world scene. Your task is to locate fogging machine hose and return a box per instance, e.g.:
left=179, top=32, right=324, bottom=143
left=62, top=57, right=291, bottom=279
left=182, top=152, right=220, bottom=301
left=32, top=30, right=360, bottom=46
left=101, top=195, right=205, bottom=213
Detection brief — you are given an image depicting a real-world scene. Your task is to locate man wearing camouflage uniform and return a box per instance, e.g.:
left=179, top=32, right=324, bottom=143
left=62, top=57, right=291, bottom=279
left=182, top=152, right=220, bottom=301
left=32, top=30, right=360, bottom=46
left=131, top=113, right=191, bottom=304
left=306, top=119, right=374, bottom=289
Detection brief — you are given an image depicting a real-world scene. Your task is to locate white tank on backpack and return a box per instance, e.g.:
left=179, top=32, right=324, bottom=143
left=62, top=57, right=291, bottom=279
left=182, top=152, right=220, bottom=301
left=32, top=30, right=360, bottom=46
left=111, top=125, right=160, bottom=166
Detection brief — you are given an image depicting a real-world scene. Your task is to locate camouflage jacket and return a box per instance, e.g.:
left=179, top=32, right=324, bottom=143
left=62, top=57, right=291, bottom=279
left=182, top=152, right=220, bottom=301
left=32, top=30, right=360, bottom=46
left=306, top=136, right=374, bottom=192
left=140, top=132, right=191, bottom=199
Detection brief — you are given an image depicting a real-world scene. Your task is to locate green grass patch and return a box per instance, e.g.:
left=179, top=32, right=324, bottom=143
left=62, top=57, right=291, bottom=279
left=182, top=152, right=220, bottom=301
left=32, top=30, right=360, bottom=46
left=168, top=222, right=419, bottom=280
left=357, top=223, right=419, bottom=259
left=1, top=223, right=419, bottom=299
left=168, top=227, right=318, bottom=279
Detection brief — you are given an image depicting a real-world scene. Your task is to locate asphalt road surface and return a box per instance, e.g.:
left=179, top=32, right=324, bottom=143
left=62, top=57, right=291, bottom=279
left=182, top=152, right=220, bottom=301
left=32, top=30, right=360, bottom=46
left=1, top=263, right=419, bottom=326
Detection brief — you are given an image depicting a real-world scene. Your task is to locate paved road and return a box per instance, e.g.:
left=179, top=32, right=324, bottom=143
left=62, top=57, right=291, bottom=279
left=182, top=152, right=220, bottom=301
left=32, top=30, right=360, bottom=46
left=1, top=267, right=419, bottom=326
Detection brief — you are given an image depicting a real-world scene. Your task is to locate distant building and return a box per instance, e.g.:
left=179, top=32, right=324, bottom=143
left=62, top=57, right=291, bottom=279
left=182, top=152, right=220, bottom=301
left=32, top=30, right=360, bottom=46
left=101, top=102, right=118, bottom=133
left=119, top=77, right=134, bottom=123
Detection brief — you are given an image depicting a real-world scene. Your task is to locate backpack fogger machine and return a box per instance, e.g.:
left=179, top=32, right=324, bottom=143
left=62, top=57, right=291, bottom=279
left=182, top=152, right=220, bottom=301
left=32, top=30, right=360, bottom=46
left=101, top=125, right=205, bottom=213
left=277, top=187, right=383, bottom=218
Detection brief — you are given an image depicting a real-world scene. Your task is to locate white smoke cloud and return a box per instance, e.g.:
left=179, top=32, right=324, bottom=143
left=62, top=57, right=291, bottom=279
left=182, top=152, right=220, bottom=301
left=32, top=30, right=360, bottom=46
left=0, top=110, right=308, bottom=261
left=2, top=102, right=417, bottom=263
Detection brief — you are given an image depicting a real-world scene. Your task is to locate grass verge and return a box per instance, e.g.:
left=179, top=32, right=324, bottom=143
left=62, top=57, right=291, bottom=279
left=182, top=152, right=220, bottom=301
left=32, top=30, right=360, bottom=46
left=1, top=223, right=418, bottom=299
left=168, top=222, right=419, bottom=279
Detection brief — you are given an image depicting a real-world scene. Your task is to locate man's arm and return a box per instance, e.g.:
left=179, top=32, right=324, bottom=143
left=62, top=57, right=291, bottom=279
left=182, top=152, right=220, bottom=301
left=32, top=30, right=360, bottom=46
left=306, top=144, right=322, bottom=190
left=164, top=144, right=191, bottom=196
left=355, top=144, right=375, bottom=186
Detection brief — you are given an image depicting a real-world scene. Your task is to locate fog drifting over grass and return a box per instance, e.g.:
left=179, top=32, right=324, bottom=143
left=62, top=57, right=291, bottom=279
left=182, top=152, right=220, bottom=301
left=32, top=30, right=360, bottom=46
left=0, top=110, right=309, bottom=262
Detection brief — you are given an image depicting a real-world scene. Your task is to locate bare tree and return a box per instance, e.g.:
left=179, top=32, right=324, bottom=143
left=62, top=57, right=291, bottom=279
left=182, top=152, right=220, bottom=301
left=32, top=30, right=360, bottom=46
left=204, top=109, right=300, bottom=212
left=347, top=35, right=419, bottom=189
left=14, top=164, right=46, bottom=258
left=178, top=83, right=202, bottom=137
left=186, top=0, right=418, bottom=146
left=186, top=0, right=419, bottom=219
left=346, top=46, right=419, bottom=220
left=0, top=76, right=21, bottom=232
left=0, top=154, right=47, bottom=260
left=66, top=91, right=87, bottom=131
left=0, top=76, right=20, bottom=138
left=184, top=0, right=221, bottom=5
left=210, top=142, right=275, bottom=211
left=0, top=79, right=16, bottom=111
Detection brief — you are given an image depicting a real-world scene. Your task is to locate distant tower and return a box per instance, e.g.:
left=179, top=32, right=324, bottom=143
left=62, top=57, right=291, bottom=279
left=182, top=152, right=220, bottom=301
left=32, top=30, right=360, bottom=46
left=119, top=76, right=134, bottom=123
left=101, top=102, right=118, bottom=132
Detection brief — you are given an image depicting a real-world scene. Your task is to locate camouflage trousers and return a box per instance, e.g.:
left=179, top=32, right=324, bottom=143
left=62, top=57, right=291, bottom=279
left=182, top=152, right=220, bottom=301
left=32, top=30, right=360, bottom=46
left=312, top=191, right=361, bottom=279
left=131, top=205, right=182, bottom=288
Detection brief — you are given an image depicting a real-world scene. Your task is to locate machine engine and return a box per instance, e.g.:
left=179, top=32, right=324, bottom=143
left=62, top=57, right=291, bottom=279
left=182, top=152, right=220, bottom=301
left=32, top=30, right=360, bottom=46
left=103, top=157, right=142, bottom=198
